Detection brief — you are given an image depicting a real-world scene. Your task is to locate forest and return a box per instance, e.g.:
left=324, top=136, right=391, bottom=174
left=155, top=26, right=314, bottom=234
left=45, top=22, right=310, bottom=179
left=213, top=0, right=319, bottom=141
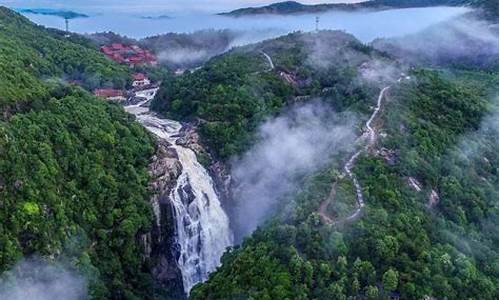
left=0, top=8, right=160, bottom=299
left=190, top=69, right=499, bottom=300
left=147, top=25, right=499, bottom=299
left=152, top=31, right=383, bottom=159
left=0, top=3, right=497, bottom=300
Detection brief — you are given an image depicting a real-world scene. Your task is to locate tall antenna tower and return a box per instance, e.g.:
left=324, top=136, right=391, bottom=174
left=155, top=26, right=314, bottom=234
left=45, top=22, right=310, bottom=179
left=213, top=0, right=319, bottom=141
left=65, top=18, right=69, bottom=33
left=315, top=16, right=319, bottom=32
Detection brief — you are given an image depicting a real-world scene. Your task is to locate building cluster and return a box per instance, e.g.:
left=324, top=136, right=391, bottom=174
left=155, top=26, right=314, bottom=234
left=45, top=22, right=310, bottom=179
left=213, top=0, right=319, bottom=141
left=100, top=43, right=158, bottom=67
left=93, top=73, right=159, bottom=104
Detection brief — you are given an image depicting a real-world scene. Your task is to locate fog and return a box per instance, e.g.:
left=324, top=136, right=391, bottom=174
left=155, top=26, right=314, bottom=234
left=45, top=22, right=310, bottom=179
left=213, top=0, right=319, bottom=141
left=230, top=101, right=357, bottom=239
left=372, top=14, right=499, bottom=69
left=17, top=6, right=469, bottom=42
left=157, top=48, right=210, bottom=65
left=0, top=258, right=87, bottom=300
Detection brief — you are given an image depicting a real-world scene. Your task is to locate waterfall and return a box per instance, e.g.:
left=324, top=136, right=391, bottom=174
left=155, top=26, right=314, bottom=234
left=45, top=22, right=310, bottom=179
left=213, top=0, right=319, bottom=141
left=125, top=102, right=233, bottom=294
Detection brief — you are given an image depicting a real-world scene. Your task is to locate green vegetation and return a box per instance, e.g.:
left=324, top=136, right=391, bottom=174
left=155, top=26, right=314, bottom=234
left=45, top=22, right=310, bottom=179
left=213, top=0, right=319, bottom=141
left=191, top=70, right=498, bottom=299
left=152, top=49, right=289, bottom=158
left=0, top=8, right=161, bottom=299
left=0, top=7, right=130, bottom=112
left=152, top=31, right=381, bottom=159
left=0, top=87, right=158, bottom=299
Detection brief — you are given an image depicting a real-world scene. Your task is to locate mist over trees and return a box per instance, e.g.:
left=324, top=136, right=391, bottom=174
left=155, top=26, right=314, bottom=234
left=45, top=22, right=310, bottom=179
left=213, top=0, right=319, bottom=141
left=183, top=14, right=498, bottom=300
left=0, top=2, right=497, bottom=299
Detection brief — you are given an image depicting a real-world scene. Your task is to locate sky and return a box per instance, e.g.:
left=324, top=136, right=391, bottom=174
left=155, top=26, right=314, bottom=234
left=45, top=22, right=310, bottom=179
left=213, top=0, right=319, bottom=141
left=0, top=0, right=366, bottom=13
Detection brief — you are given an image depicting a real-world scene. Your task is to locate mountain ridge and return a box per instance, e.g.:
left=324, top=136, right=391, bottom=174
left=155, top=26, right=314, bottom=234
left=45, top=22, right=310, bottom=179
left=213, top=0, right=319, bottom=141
left=220, top=0, right=497, bottom=18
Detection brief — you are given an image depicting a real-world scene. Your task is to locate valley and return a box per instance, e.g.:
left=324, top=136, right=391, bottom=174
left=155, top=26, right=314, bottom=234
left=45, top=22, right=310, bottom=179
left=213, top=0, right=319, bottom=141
left=0, top=1, right=498, bottom=300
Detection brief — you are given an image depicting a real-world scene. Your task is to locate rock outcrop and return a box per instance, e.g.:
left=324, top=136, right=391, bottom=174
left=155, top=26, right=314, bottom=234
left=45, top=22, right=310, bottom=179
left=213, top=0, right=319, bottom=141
left=178, top=123, right=232, bottom=204
left=142, top=139, right=185, bottom=298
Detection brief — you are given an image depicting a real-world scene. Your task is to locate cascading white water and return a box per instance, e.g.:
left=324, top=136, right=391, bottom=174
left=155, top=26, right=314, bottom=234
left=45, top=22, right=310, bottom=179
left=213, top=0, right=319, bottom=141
left=125, top=102, right=233, bottom=294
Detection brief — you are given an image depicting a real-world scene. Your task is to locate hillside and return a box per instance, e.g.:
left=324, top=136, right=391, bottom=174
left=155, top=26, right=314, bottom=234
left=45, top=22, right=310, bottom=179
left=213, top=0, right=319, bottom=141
left=87, top=29, right=239, bottom=70
left=186, top=44, right=499, bottom=300
left=149, top=25, right=497, bottom=300
left=0, top=7, right=130, bottom=113
left=0, top=8, right=162, bottom=299
left=0, top=4, right=497, bottom=300
left=152, top=30, right=391, bottom=159
left=220, top=0, right=498, bottom=18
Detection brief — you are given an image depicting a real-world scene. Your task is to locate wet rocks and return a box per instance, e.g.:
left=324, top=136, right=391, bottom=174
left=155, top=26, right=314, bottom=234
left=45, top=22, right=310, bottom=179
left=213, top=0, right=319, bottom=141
left=142, top=138, right=185, bottom=297
left=177, top=122, right=232, bottom=204
left=149, top=140, right=182, bottom=200
left=177, top=124, right=205, bottom=154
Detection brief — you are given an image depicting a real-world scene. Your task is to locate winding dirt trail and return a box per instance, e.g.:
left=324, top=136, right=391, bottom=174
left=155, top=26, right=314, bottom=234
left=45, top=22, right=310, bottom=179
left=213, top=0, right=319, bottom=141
left=319, top=85, right=391, bottom=225
left=260, top=51, right=275, bottom=70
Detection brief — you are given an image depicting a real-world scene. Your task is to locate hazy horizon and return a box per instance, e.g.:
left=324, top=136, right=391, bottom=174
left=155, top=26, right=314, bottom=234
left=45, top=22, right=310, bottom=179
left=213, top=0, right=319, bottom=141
left=0, top=0, right=367, bottom=14
left=6, top=5, right=470, bottom=43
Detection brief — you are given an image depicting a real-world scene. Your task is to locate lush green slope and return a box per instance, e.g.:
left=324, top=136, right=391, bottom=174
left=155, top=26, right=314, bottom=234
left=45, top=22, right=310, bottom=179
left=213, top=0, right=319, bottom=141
left=0, top=89, right=156, bottom=299
left=0, top=8, right=160, bottom=299
left=152, top=31, right=497, bottom=298
left=0, top=7, right=130, bottom=112
left=190, top=69, right=498, bottom=300
left=152, top=31, right=386, bottom=159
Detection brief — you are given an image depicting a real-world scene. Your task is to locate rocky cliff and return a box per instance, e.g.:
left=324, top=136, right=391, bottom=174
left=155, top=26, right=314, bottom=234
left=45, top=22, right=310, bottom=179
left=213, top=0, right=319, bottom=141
left=142, top=139, right=185, bottom=298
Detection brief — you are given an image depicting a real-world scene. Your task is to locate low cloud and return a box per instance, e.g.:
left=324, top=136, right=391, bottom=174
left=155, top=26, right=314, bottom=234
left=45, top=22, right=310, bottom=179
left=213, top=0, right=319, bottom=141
left=230, top=100, right=357, bottom=240
left=157, top=48, right=210, bottom=65
left=372, top=14, right=499, bottom=69
left=0, top=258, right=87, bottom=300
left=359, top=58, right=401, bottom=84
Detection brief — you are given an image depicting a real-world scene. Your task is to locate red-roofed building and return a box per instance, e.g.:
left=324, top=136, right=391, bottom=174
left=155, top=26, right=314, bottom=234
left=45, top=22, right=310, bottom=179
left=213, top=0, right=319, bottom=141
left=100, top=43, right=158, bottom=67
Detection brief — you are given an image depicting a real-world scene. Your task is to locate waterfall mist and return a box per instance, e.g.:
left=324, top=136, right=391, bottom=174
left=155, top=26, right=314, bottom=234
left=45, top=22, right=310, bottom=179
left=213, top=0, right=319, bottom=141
left=230, top=101, right=358, bottom=240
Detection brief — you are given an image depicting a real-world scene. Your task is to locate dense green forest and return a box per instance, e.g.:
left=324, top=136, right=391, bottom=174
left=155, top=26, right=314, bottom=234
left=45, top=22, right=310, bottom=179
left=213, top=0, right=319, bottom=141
left=0, top=8, right=160, bottom=299
left=190, top=69, right=499, bottom=300
left=0, top=3, right=497, bottom=299
left=0, top=7, right=130, bottom=112
left=0, top=89, right=157, bottom=299
left=150, top=27, right=498, bottom=299
left=152, top=31, right=384, bottom=159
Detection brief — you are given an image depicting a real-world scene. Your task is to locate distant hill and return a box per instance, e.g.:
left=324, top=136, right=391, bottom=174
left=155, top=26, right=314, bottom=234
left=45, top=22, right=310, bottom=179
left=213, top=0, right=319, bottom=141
left=220, top=0, right=498, bottom=18
left=17, top=8, right=88, bottom=19
left=139, top=15, right=173, bottom=20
